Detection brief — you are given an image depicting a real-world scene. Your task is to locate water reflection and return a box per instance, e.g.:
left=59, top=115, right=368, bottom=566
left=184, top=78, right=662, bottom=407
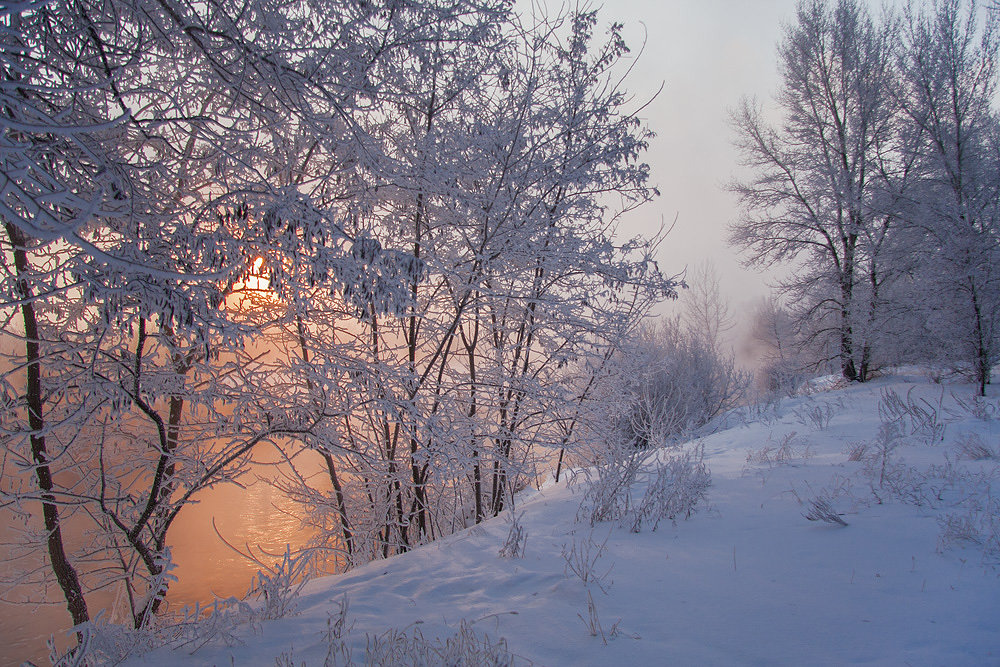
left=164, top=449, right=326, bottom=608
left=0, top=446, right=329, bottom=665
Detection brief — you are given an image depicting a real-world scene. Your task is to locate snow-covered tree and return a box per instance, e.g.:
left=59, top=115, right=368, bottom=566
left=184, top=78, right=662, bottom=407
left=1, top=1, right=676, bottom=658
left=898, top=0, right=1000, bottom=395
left=680, top=260, right=734, bottom=355
left=0, top=0, right=478, bottom=642
left=731, top=0, right=905, bottom=382
left=279, top=6, right=675, bottom=559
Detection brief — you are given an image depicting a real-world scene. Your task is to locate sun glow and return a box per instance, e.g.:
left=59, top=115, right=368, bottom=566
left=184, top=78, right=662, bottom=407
left=224, top=255, right=279, bottom=314
left=246, top=256, right=268, bottom=291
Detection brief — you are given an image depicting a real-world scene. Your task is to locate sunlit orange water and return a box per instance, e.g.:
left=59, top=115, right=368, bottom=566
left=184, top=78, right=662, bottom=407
left=0, top=447, right=332, bottom=666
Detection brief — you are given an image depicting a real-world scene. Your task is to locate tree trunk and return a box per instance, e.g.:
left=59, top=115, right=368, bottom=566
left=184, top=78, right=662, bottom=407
left=970, top=280, right=989, bottom=397
left=5, top=223, right=90, bottom=633
left=839, top=244, right=859, bottom=382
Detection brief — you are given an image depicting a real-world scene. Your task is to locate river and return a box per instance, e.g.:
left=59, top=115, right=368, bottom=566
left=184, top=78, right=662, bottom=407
left=0, top=446, right=332, bottom=666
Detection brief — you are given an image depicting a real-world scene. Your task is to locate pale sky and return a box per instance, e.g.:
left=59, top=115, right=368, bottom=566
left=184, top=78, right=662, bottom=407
left=604, top=0, right=800, bottom=316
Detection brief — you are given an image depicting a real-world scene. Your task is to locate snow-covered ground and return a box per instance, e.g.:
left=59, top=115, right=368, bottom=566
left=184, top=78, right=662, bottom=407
left=126, top=372, right=1000, bottom=666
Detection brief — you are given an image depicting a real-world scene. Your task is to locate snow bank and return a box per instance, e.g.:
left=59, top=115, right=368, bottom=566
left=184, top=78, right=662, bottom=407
left=124, top=375, right=1000, bottom=666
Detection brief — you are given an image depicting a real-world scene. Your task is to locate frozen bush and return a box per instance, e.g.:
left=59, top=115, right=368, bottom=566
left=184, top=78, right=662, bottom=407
left=62, top=545, right=316, bottom=664
left=804, top=497, right=848, bottom=526
left=947, top=392, right=1000, bottom=421
left=956, top=432, right=996, bottom=460
left=278, top=609, right=513, bottom=667
left=275, top=603, right=516, bottom=667
left=938, top=498, right=1000, bottom=565
left=846, top=441, right=869, bottom=461
left=856, top=424, right=930, bottom=504
left=47, top=615, right=156, bottom=667
left=878, top=387, right=945, bottom=443
left=251, top=545, right=314, bottom=621
left=497, top=512, right=527, bottom=559
left=738, top=390, right=783, bottom=426
left=630, top=446, right=711, bottom=532
left=793, top=399, right=838, bottom=430
left=561, top=530, right=613, bottom=593
left=745, top=432, right=812, bottom=469
left=575, top=439, right=646, bottom=525
left=322, top=597, right=353, bottom=666
left=843, top=424, right=936, bottom=505
left=363, top=621, right=514, bottom=666
left=64, top=593, right=263, bottom=665
left=608, top=319, right=751, bottom=449
left=577, top=442, right=710, bottom=532
left=870, top=424, right=905, bottom=490
left=849, top=431, right=997, bottom=510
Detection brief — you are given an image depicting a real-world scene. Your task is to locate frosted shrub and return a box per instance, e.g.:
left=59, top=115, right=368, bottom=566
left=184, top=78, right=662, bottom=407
left=938, top=511, right=980, bottom=549
left=167, top=596, right=259, bottom=652
left=63, top=594, right=261, bottom=665
left=363, top=621, right=514, bottom=667
left=745, top=432, right=812, bottom=468
left=576, top=441, right=645, bottom=525
left=793, top=399, right=838, bottom=430
left=853, top=424, right=930, bottom=504
left=47, top=616, right=157, bottom=667
left=497, top=512, right=527, bottom=559
left=948, top=392, right=999, bottom=421
left=927, top=461, right=996, bottom=502
left=630, top=445, right=711, bottom=532
left=846, top=441, right=869, bottom=461
left=804, top=496, right=848, bottom=526
left=938, top=498, right=1000, bottom=565
left=844, top=423, right=937, bottom=506
left=869, top=424, right=906, bottom=490
left=878, top=387, right=945, bottom=443
left=577, top=443, right=710, bottom=532
left=67, top=547, right=314, bottom=664
left=956, top=432, right=996, bottom=460
left=322, top=597, right=353, bottom=667
left=738, top=390, right=783, bottom=426
left=609, top=320, right=750, bottom=449
left=561, top=530, right=613, bottom=593
left=850, top=431, right=996, bottom=511
left=280, top=607, right=513, bottom=667
left=251, top=545, right=314, bottom=620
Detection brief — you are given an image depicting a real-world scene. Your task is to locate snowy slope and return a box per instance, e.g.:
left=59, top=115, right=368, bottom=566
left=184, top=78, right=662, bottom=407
left=125, top=373, right=1000, bottom=666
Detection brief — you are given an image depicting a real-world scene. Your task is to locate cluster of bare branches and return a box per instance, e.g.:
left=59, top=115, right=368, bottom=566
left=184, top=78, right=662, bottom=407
left=0, top=0, right=675, bottom=656
left=733, top=0, right=1000, bottom=394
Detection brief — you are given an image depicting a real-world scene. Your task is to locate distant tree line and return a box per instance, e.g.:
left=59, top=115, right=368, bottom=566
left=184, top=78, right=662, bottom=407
left=732, top=0, right=1000, bottom=396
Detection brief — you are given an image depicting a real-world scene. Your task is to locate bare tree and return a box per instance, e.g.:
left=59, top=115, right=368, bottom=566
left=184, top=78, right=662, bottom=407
left=730, top=0, right=904, bottom=382
left=1, top=1, right=676, bottom=660
left=899, top=0, right=1000, bottom=395
left=680, top=260, right=735, bottom=355
left=281, top=6, right=675, bottom=557
left=0, top=0, right=456, bottom=646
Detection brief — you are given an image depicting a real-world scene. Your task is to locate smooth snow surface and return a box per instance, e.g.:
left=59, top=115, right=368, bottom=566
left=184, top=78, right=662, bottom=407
left=130, top=374, right=1000, bottom=666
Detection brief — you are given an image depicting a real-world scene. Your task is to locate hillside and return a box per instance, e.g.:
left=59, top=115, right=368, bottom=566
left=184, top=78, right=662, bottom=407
left=121, top=372, right=1000, bottom=666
